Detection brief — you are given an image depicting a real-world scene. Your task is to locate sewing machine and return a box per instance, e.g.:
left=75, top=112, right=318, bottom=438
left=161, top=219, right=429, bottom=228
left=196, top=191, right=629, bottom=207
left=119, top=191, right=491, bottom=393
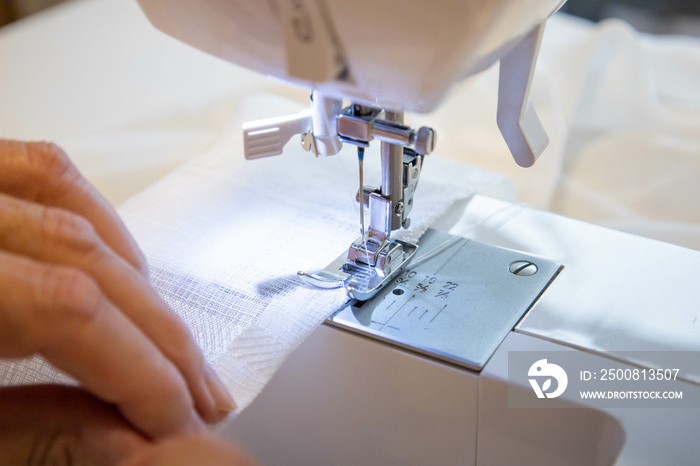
left=136, top=0, right=559, bottom=300
left=135, top=1, right=700, bottom=464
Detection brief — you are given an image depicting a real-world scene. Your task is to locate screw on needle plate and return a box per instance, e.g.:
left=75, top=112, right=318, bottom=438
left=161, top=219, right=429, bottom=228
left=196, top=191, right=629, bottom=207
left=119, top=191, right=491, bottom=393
left=509, top=260, right=538, bottom=276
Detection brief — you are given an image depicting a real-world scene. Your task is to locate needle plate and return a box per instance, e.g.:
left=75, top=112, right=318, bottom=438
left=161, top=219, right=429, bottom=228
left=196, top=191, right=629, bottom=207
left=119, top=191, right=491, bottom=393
left=327, top=229, right=562, bottom=371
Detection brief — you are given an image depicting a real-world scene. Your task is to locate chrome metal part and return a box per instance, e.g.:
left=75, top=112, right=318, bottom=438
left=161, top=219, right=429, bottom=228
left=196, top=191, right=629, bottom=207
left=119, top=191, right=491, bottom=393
left=337, top=106, right=435, bottom=156
left=336, top=106, right=382, bottom=147
left=374, top=119, right=415, bottom=147
left=340, top=104, right=433, bottom=264
left=298, top=238, right=418, bottom=301
left=355, top=185, right=375, bottom=208
left=348, top=193, right=392, bottom=267
left=328, top=229, right=562, bottom=371
left=381, top=111, right=404, bottom=231
left=401, top=148, right=422, bottom=222
left=300, top=131, right=318, bottom=155
left=297, top=271, right=345, bottom=289
left=415, top=126, right=436, bottom=155
left=294, top=101, right=436, bottom=295
left=509, top=260, right=538, bottom=276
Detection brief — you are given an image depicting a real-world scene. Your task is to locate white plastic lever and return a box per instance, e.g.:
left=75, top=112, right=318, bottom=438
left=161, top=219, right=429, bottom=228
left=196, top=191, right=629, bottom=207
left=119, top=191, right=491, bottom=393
left=242, top=110, right=312, bottom=160
left=497, top=23, right=549, bottom=168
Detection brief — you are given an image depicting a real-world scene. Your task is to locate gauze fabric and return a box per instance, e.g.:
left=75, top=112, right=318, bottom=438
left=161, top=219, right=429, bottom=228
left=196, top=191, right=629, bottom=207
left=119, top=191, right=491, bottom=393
left=0, top=100, right=513, bottom=412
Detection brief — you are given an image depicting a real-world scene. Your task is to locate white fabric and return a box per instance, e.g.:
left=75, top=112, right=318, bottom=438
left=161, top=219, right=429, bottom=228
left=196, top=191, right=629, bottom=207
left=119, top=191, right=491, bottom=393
left=115, top=103, right=512, bottom=410
left=0, top=94, right=513, bottom=410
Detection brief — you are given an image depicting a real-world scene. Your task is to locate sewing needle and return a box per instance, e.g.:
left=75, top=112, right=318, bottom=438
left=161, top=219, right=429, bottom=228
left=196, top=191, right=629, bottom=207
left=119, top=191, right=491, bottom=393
left=357, top=146, right=365, bottom=246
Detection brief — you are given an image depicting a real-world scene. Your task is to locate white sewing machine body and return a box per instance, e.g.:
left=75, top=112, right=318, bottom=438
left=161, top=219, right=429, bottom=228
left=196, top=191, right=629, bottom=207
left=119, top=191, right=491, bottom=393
left=136, top=0, right=564, bottom=113
left=138, top=0, right=563, bottom=305
left=221, top=195, right=700, bottom=465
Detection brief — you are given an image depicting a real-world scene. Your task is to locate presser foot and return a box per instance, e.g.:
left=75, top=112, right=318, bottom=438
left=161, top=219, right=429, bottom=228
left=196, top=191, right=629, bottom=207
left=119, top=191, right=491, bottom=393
left=298, top=238, right=418, bottom=301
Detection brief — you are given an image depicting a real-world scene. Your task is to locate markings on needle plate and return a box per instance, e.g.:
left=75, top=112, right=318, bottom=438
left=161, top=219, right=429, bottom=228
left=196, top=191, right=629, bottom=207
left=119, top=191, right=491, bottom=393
left=378, top=295, right=414, bottom=331
left=429, top=305, right=448, bottom=323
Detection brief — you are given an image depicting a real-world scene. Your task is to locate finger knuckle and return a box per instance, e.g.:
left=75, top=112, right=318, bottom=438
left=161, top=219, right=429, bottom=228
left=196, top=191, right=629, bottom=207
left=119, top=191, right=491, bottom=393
left=25, top=142, right=77, bottom=179
left=40, top=206, right=101, bottom=254
left=34, top=266, right=103, bottom=325
left=25, top=141, right=78, bottom=184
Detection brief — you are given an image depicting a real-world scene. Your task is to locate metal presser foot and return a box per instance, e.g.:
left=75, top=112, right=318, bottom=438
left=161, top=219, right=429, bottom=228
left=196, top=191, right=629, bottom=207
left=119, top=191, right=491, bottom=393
left=298, top=238, right=417, bottom=301
left=298, top=104, right=434, bottom=300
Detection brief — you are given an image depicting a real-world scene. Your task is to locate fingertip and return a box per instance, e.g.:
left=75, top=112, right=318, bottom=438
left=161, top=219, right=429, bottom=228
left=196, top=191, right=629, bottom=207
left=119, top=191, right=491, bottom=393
left=191, top=365, right=235, bottom=425
left=205, top=366, right=237, bottom=416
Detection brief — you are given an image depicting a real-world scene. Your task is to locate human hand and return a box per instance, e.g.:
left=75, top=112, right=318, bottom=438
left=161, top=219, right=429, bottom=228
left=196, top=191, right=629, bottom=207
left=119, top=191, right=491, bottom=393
left=0, top=385, right=254, bottom=465
left=122, top=432, right=258, bottom=466
left=0, top=385, right=149, bottom=464
left=0, top=140, right=236, bottom=441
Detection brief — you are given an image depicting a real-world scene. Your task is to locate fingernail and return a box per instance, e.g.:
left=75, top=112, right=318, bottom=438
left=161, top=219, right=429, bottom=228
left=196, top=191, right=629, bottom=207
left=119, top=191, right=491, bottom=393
left=206, top=366, right=237, bottom=414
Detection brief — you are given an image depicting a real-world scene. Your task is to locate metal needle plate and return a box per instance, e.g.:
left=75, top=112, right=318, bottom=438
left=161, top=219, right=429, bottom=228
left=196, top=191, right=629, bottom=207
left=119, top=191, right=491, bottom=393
left=326, top=229, right=562, bottom=371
